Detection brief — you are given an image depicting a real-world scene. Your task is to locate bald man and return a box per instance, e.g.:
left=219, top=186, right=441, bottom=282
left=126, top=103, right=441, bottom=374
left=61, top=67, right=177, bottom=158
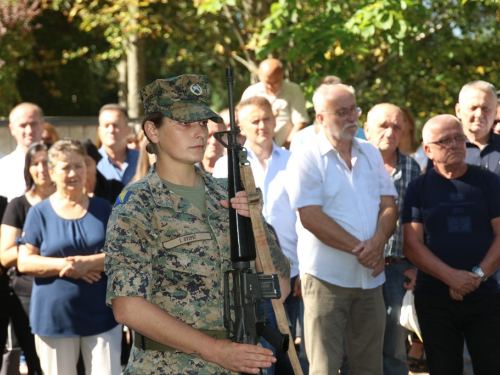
left=241, top=58, right=309, bottom=148
left=364, top=103, right=421, bottom=375
left=402, top=114, right=500, bottom=374
left=0, top=103, right=44, bottom=201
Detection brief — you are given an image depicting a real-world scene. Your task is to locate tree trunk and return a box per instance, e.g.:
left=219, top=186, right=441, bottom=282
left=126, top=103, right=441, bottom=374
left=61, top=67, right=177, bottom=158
left=127, top=34, right=146, bottom=120
left=117, top=57, right=127, bottom=108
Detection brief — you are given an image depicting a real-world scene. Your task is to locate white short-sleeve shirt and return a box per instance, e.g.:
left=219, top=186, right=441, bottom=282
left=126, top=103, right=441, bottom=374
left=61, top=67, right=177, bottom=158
left=0, top=146, right=26, bottom=201
left=286, top=131, right=397, bottom=289
left=213, top=142, right=300, bottom=277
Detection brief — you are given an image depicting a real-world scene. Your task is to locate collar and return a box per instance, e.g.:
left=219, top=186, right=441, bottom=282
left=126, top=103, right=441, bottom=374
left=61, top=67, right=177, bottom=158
left=317, top=131, right=361, bottom=157
left=243, top=140, right=282, bottom=160
left=255, top=81, right=284, bottom=97
left=98, top=145, right=131, bottom=163
left=146, top=165, right=227, bottom=215
left=391, top=149, right=403, bottom=179
left=465, top=130, right=497, bottom=149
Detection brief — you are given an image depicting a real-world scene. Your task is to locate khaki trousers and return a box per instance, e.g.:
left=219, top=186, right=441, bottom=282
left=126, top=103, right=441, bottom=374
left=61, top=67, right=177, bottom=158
left=302, top=274, right=386, bottom=375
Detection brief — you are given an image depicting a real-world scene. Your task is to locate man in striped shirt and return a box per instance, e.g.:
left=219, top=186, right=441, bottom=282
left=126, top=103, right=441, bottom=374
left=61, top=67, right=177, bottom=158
left=364, top=103, right=422, bottom=375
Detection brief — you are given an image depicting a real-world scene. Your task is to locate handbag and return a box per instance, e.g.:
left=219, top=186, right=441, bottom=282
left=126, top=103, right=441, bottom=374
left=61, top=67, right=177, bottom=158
left=399, top=290, right=423, bottom=342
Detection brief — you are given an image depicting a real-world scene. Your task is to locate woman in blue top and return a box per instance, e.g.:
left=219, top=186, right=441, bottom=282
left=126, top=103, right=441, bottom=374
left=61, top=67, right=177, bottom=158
left=17, top=139, right=121, bottom=375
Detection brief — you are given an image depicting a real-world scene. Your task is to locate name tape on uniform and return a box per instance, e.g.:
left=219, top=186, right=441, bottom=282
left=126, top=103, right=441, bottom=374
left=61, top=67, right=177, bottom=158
left=163, top=232, right=212, bottom=249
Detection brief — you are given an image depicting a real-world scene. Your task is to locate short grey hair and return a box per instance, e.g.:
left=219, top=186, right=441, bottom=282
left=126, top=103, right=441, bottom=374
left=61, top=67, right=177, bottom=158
left=99, top=104, right=129, bottom=120
left=47, top=139, right=87, bottom=169
left=312, top=83, right=356, bottom=113
left=458, top=80, right=497, bottom=105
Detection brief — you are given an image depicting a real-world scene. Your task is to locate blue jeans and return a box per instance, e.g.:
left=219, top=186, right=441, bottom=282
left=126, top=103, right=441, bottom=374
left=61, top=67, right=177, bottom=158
left=261, top=276, right=300, bottom=375
left=260, top=300, right=277, bottom=375
left=382, top=262, right=410, bottom=375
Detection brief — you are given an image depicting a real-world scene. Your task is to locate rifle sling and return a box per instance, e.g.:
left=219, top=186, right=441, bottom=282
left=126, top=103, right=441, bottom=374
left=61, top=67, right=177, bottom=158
left=240, top=163, right=304, bottom=375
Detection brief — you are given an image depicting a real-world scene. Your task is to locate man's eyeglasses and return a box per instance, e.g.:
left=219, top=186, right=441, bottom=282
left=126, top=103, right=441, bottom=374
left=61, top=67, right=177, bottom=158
left=427, top=135, right=467, bottom=148
left=322, top=107, right=362, bottom=119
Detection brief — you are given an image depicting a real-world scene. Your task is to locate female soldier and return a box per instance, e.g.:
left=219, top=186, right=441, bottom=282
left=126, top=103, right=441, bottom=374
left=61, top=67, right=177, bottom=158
left=103, top=75, right=290, bottom=375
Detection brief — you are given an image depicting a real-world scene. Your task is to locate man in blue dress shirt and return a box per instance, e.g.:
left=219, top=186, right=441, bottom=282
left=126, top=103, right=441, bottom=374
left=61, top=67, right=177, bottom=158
left=97, top=104, right=139, bottom=186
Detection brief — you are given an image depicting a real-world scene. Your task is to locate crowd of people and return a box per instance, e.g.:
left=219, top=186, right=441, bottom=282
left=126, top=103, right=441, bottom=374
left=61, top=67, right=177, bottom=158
left=0, top=58, right=500, bottom=375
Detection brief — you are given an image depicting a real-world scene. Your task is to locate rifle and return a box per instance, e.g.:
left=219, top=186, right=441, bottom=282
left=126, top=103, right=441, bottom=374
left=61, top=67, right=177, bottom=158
left=214, top=67, right=289, bottom=375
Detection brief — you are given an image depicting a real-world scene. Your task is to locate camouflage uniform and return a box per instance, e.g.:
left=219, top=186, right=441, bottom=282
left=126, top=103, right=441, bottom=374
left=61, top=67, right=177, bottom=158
left=104, top=164, right=281, bottom=375
left=104, top=74, right=281, bottom=374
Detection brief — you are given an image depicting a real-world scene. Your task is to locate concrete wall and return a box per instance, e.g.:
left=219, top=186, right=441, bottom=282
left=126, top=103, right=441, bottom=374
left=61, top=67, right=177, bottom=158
left=0, top=117, right=99, bottom=156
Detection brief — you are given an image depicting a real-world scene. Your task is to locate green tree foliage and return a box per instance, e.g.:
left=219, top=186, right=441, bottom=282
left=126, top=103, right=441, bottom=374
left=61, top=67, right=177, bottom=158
left=4, top=0, right=500, bottom=129
left=0, top=0, right=42, bottom=115
left=16, top=9, right=118, bottom=116
left=248, top=0, right=500, bottom=129
left=46, top=0, right=257, bottom=110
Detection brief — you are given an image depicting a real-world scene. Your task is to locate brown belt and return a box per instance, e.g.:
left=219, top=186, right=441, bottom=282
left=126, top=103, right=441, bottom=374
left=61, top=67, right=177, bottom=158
left=134, top=330, right=229, bottom=352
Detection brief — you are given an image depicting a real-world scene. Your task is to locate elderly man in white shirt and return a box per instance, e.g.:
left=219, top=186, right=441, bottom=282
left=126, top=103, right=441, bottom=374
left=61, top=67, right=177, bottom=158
left=0, top=103, right=44, bottom=201
left=286, top=83, right=398, bottom=375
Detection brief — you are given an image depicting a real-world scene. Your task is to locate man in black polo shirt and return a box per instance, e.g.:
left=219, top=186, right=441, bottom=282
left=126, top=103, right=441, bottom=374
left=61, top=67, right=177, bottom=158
left=403, top=114, right=500, bottom=375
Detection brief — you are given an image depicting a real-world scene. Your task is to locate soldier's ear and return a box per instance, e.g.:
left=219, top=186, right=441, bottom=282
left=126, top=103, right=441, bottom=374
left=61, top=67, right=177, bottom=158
left=144, top=121, right=158, bottom=142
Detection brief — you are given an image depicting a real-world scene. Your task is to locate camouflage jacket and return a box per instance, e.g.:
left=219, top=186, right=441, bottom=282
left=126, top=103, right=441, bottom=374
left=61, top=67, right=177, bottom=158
left=103, top=166, right=237, bottom=375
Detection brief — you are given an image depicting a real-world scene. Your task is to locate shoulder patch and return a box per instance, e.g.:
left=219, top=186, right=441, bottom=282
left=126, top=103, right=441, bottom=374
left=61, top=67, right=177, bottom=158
left=114, top=190, right=132, bottom=206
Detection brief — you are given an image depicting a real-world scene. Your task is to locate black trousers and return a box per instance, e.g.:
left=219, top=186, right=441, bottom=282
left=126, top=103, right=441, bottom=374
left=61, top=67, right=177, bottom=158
left=1, top=292, right=41, bottom=375
left=415, top=292, right=500, bottom=375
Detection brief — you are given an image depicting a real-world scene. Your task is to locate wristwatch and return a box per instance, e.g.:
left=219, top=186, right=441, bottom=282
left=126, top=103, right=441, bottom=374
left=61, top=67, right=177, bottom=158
left=472, top=266, right=488, bottom=282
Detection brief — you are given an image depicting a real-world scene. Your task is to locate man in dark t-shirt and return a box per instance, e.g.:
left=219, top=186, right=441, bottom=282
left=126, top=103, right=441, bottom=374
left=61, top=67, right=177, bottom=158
left=402, top=114, right=500, bottom=375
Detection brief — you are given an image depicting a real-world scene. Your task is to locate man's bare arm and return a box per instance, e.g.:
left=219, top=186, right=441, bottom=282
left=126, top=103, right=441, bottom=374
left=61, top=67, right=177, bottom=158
left=403, top=222, right=479, bottom=297
left=477, top=217, right=500, bottom=278
left=298, top=205, right=361, bottom=253
left=353, top=195, right=398, bottom=271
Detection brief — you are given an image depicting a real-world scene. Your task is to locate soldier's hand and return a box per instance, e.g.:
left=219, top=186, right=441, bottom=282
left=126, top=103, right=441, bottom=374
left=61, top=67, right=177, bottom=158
left=220, top=190, right=262, bottom=218
left=209, top=339, right=275, bottom=374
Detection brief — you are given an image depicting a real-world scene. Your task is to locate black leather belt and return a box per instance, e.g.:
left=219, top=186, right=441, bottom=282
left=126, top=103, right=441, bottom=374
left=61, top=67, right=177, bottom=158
left=134, top=330, right=229, bottom=352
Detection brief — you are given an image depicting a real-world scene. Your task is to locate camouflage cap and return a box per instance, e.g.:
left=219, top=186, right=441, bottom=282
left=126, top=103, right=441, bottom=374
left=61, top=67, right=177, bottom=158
left=140, top=75, right=223, bottom=123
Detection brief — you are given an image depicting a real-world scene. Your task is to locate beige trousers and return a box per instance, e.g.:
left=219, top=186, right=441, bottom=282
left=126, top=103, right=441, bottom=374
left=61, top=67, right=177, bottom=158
left=302, top=274, right=386, bottom=375
left=34, top=324, right=122, bottom=375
